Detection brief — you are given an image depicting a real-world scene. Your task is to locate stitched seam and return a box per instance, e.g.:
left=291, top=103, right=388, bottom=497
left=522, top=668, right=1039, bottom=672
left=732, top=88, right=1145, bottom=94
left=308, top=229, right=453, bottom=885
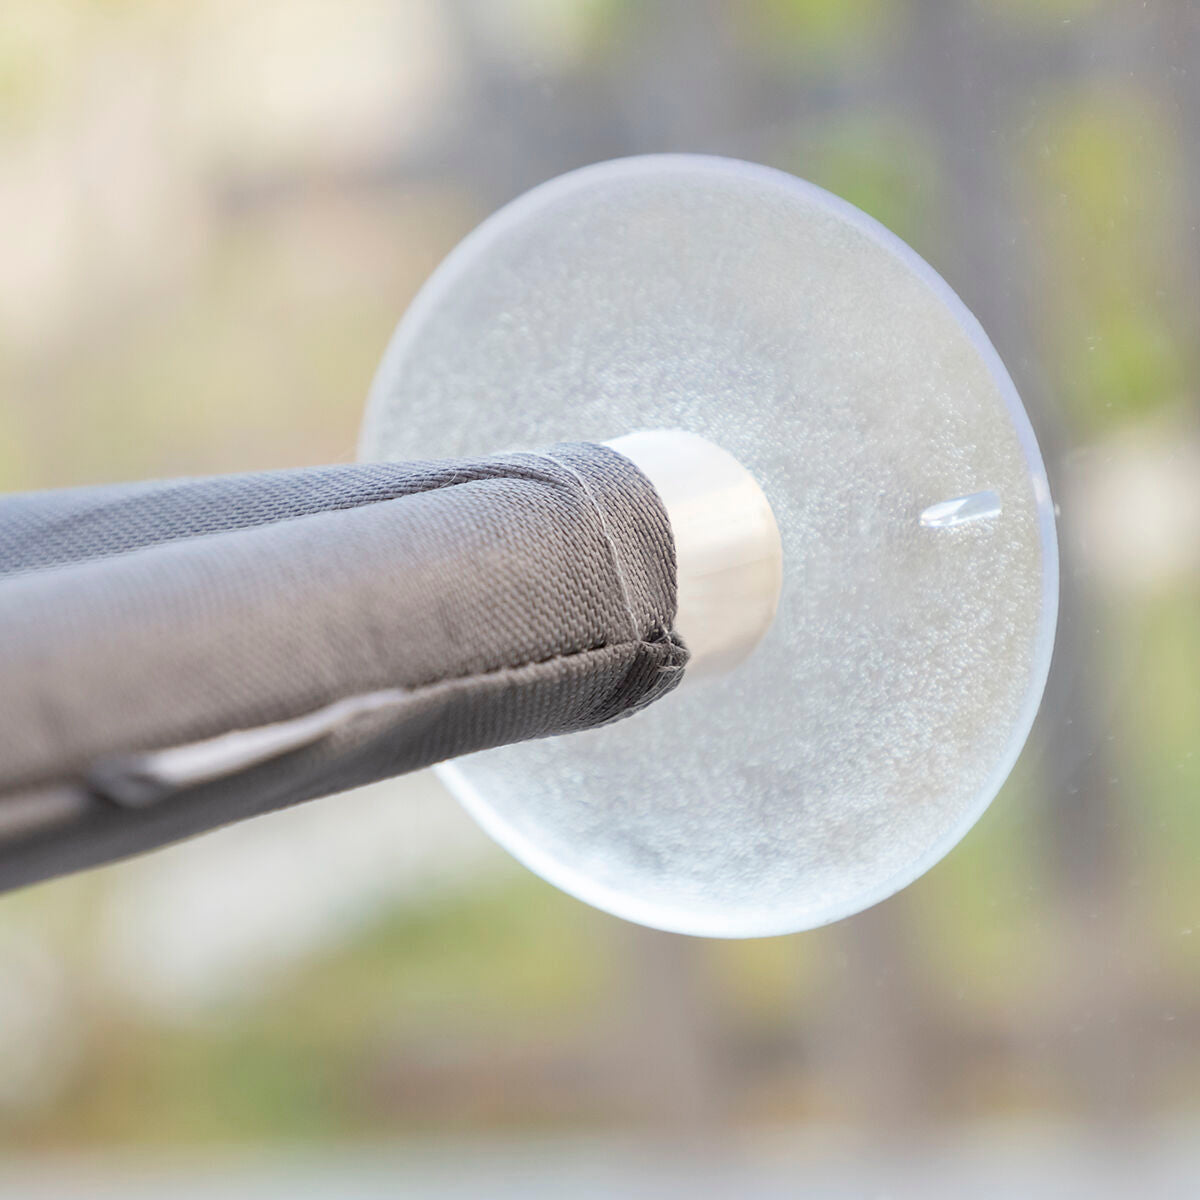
left=401, top=629, right=682, bottom=694
left=531, top=449, right=645, bottom=646
left=415, top=634, right=682, bottom=691
left=13, top=637, right=687, bottom=801
left=0, top=460, right=563, bottom=581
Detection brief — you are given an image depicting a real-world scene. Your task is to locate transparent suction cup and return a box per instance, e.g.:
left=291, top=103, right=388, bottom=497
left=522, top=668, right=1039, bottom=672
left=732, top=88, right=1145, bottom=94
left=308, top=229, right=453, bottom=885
left=360, top=154, right=1058, bottom=937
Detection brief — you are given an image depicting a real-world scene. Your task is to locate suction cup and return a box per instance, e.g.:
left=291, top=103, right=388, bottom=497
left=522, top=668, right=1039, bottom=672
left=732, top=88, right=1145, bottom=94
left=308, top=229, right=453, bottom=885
left=360, top=154, right=1058, bottom=937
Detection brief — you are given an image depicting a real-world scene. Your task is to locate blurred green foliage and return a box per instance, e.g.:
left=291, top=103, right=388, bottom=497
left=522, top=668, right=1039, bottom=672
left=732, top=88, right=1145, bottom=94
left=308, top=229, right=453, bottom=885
left=782, top=114, right=942, bottom=250
left=749, top=0, right=897, bottom=60
left=1029, top=90, right=1192, bottom=433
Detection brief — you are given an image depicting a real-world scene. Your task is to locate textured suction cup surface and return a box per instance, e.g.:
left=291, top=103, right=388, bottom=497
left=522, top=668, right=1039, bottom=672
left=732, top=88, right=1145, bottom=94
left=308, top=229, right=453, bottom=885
left=360, top=155, right=1058, bottom=937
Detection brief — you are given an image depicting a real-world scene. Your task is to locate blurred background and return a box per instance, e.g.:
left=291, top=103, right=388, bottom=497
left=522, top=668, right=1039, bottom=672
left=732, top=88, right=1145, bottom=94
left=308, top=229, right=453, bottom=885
left=1, top=0, right=1199, bottom=1195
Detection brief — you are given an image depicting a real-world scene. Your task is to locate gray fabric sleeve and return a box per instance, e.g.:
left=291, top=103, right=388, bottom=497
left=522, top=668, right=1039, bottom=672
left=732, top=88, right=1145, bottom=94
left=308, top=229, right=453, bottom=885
left=0, top=442, right=687, bottom=892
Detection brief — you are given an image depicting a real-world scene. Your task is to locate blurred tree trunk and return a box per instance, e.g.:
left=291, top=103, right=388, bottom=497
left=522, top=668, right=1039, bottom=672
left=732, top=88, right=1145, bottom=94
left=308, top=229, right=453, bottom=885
left=894, top=0, right=1140, bottom=1125
left=808, top=899, right=939, bottom=1132
left=603, top=924, right=728, bottom=1136
left=901, top=0, right=1144, bottom=1125
left=1151, top=0, right=1200, bottom=353
left=801, top=0, right=1033, bottom=1134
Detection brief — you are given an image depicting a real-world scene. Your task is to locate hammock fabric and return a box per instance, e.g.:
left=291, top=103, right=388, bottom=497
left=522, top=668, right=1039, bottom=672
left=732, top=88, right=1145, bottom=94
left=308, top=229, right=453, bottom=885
left=0, top=442, right=686, bottom=891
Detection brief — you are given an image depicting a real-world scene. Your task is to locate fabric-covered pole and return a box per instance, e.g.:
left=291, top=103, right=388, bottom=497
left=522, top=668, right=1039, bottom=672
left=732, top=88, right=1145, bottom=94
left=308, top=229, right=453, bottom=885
left=0, top=442, right=687, bottom=892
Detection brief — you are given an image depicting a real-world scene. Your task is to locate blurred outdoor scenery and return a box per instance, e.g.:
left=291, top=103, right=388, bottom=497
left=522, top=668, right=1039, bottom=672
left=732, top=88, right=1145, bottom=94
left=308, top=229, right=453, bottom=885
left=1, top=0, right=1199, bottom=1195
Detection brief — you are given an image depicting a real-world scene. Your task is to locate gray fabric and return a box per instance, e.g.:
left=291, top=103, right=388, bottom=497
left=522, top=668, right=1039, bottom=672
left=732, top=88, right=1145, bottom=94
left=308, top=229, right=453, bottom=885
left=0, top=443, right=686, bottom=892
left=0, top=460, right=519, bottom=578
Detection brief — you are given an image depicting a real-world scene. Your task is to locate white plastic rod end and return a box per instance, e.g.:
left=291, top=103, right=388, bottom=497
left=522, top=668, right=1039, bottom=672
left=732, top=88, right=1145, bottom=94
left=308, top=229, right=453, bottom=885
left=606, top=430, right=783, bottom=680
